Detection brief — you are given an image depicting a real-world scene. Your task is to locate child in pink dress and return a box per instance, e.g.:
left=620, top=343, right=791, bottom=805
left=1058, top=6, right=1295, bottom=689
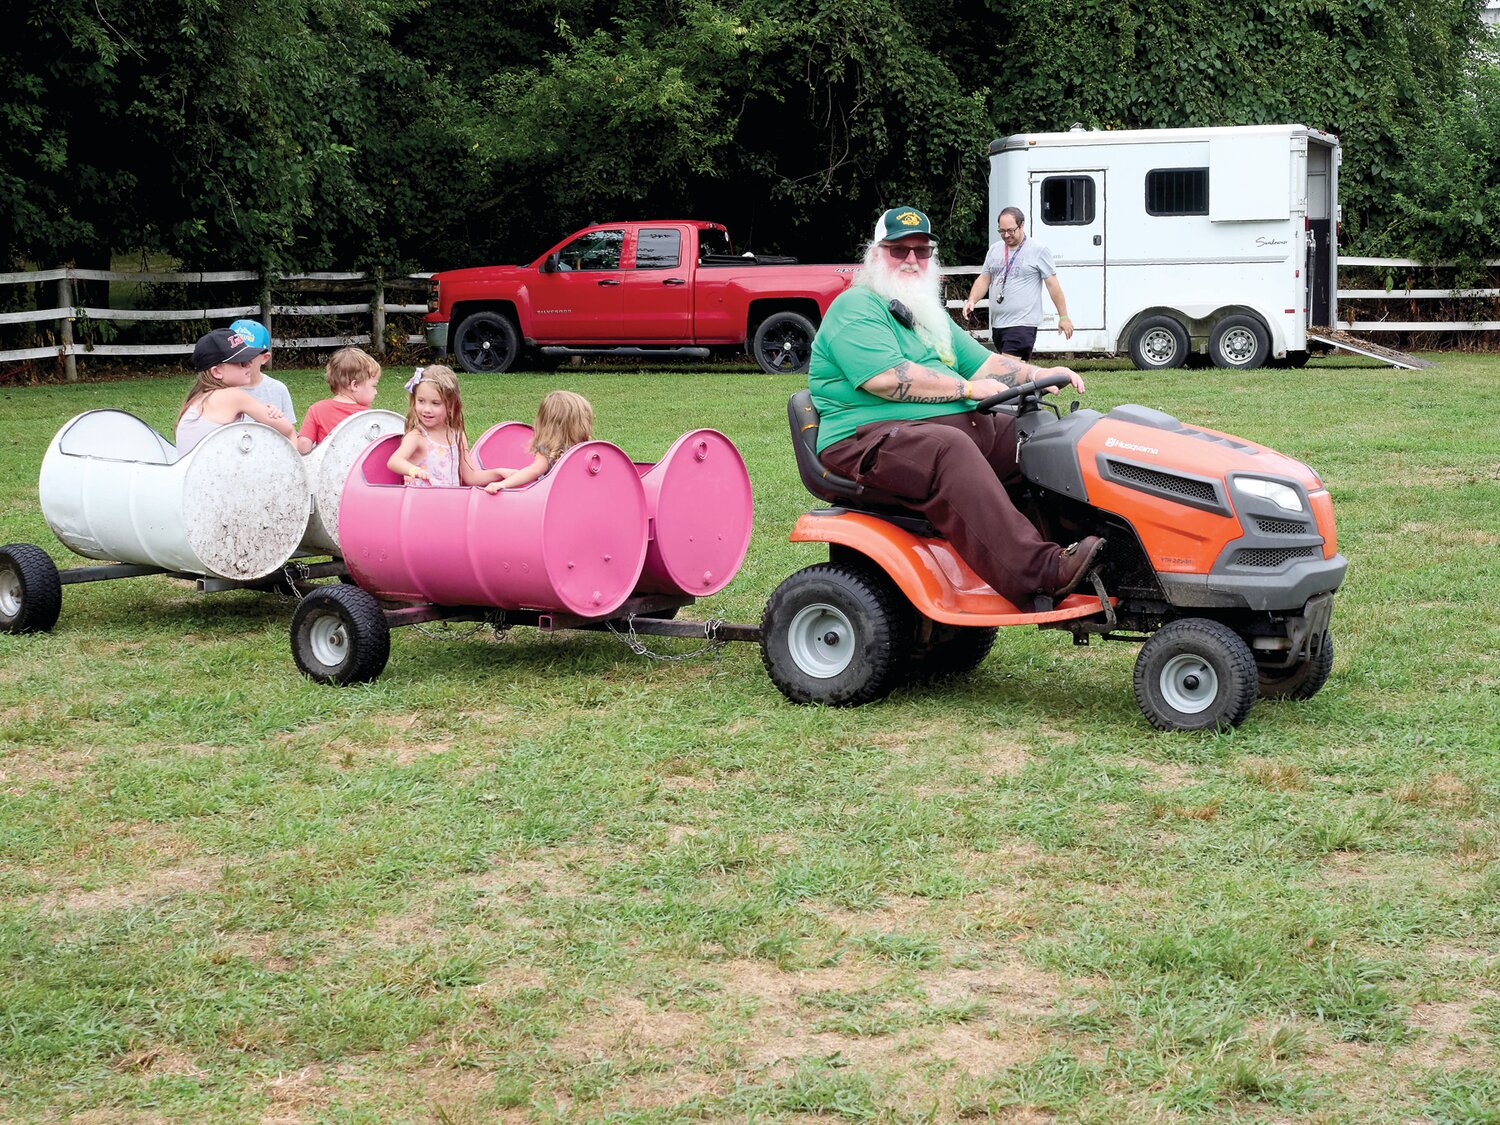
left=385, top=365, right=506, bottom=488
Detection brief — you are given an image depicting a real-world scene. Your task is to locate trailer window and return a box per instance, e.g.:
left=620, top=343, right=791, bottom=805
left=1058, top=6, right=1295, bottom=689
left=635, top=228, right=681, bottom=270
left=1146, top=168, right=1209, bottom=216
left=1039, top=176, right=1095, bottom=225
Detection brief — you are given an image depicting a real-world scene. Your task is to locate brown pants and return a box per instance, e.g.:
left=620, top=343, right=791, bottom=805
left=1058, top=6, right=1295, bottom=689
left=821, top=411, right=1061, bottom=604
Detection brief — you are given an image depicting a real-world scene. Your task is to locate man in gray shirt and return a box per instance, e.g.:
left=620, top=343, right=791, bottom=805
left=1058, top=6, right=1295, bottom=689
left=961, top=206, right=1073, bottom=360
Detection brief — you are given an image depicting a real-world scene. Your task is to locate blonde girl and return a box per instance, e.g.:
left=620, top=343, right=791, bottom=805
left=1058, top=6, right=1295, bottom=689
left=485, top=390, right=594, bottom=492
left=176, top=327, right=302, bottom=455
left=386, top=365, right=505, bottom=488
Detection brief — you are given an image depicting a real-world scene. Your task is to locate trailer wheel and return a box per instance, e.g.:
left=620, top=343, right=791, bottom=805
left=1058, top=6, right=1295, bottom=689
left=1133, top=618, right=1258, bottom=732
left=751, top=312, right=817, bottom=375
left=0, top=543, right=62, bottom=635
left=1128, top=316, right=1189, bottom=370
left=1209, top=314, right=1270, bottom=369
left=761, top=562, right=911, bottom=705
left=291, top=586, right=390, bottom=685
left=1257, top=630, right=1333, bottom=701
left=907, top=621, right=998, bottom=683
left=453, top=311, right=521, bottom=374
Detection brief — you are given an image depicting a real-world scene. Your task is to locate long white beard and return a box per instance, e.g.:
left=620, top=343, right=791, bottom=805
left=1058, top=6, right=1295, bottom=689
left=858, top=244, right=956, bottom=366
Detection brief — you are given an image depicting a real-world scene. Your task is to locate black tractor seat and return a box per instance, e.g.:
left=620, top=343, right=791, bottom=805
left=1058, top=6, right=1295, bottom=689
left=787, top=391, right=937, bottom=537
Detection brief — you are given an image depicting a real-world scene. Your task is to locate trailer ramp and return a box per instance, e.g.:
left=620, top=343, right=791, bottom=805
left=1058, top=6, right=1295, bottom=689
left=1308, top=328, right=1434, bottom=370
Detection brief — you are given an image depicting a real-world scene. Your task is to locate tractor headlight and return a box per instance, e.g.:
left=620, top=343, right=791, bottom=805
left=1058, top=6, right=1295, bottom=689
left=1234, top=476, right=1304, bottom=513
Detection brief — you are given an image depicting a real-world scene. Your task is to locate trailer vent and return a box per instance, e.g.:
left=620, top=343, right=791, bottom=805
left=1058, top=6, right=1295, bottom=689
left=1252, top=515, right=1310, bottom=536
left=1232, top=545, right=1319, bottom=568
left=1106, top=460, right=1218, bottom=503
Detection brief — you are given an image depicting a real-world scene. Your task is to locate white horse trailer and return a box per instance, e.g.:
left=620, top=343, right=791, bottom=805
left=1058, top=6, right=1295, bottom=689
left=986, top=124, right=1340, bottom=369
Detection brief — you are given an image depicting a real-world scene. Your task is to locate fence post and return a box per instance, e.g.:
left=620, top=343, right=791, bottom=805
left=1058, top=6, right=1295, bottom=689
left=57, top=273, right=78, bottom=382
left=260, top=274, right=273, bottom=345
left=372, top=270, right=386, bottom=356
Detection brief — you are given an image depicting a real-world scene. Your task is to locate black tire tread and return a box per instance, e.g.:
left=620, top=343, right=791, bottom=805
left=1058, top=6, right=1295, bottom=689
left=291, top=585, right=391, bottom=685
left=752, top=311, right=817, bottom=375
left=0, top=543, right=63, bottom=635
left=760, top=561, right=911, bottom=706
left=1133, top=617, right=1258, bottom=732
left=907, top=623, right=998, bottom=683
left=453, top=311, right=520, bottom=375
left=1257, top=631, right=1333, bottom=701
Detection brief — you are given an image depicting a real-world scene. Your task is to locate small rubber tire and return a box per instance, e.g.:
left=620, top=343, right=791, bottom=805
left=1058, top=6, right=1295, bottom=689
left=751, top=311, right=817, bottom=375
left=452, top=311, right=521, bottom=374
left=907, top=621, right=998, bottom=683
left=1133, top=618, right=1258, bottom=732
left=1258, top=630, right=1333, bottom=701
left=760, top=562, right=912, bottom=706
left=0, top=543, right=62, bottom=635
left=1128, top=316, right=1190, bottom=370
left=1209, top=314, right=1270, bottom=370
left=291, top=585, right=391, bottom=685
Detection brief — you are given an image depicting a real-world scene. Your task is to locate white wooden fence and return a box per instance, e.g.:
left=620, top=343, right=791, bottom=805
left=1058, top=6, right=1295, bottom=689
left=3, top=258, right=1496, bottom=381
left=0, top=267, right=431, bottom=380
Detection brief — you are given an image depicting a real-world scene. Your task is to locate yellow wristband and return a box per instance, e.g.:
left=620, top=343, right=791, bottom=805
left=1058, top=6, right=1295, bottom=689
left=963, top=382, right=972, bottom=400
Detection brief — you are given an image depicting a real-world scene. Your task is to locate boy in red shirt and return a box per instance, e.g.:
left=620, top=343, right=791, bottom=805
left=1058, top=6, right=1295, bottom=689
left=299, top=347, right=382, bottom=446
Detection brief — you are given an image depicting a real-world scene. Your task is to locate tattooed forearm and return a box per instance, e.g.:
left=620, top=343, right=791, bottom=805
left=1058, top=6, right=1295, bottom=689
left=989, top=355, right=1026, bottom=387
left=886, top=360, right=966, bottom=403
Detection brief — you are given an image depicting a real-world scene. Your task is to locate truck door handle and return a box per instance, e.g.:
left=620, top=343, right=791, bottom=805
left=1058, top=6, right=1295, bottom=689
left=662, top=277, right=687, bottom=286
left=597, top=278, right=620, bottom=286
left=1093, top=235, right=1102, bottom=246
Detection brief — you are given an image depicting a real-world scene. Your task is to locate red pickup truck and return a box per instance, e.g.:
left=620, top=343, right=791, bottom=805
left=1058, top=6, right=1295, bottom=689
left=424, top=221, right=856, bottom=375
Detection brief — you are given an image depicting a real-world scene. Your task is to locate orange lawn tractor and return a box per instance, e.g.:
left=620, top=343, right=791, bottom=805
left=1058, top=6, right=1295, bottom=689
left=760, top=374, right=1346, bottom=731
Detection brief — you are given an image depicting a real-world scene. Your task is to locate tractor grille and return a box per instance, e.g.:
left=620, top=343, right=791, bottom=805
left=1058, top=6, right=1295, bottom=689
left=1106, top=460, right=1218, bottom=503
left=1232, top=545, right=1319, bottom=568
left=1253, top=515, right=1310, bottom=536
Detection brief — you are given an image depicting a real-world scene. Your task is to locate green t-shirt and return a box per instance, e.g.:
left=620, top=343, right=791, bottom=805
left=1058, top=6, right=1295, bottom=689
left=808, top=286, right=992, bottom=451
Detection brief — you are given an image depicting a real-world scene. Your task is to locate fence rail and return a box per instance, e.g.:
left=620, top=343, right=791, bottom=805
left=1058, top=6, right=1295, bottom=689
left=0, top=267, right=433, bottom=379
left=3, top=257, right=1496, bottom=379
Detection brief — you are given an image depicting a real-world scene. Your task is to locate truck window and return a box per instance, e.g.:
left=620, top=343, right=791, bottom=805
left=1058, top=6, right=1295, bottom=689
left=698, top=228, right=734, bottom=259
left=1145, top=168, right=1209, bottom=216
left=1039, top=176, right=1095, bottom=225
left=560, top=229, right=624, bottom=270
left=635, top=229, right=681, bottom=270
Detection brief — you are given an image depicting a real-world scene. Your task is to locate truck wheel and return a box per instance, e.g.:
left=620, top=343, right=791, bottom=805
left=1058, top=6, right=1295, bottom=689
left=1128, top=316, right=1189, bottom=370
left=1133, top=618, right=1258, bottom=732
left=1209, top=314, right=1270, bottom=369
left=751, top=312, right=817, bottom=375
left=1258, top=630, right=1333, bottom=701
left=291, top=586, right=390, bottom=685
left=760, top=562, right=911, bottom=706
left=0, top=543, right=62, bottom=635
left=453, top=311, right=520, bottom=374
left=907, top=621, right=998, bottom=683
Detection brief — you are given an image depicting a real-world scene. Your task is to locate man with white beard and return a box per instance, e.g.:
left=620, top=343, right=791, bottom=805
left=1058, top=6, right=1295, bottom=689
left=807, top=206, right=1104, bottom=606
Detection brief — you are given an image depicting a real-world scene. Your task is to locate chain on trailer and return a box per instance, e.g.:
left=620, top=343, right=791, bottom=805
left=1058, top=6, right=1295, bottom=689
left=605, top=613, right=732, bottom=661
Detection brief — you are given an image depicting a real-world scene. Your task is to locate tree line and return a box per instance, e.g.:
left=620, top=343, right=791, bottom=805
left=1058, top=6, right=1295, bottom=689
left=3, top=0, right=1497, bottom=278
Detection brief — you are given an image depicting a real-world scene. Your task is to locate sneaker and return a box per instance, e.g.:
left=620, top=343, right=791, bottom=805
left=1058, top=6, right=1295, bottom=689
left=1052, top=536, right=1105, bottom=598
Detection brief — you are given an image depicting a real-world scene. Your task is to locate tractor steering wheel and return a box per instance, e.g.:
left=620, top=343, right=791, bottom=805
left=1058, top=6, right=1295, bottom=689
left=975, top=372, right=1076, bottom=414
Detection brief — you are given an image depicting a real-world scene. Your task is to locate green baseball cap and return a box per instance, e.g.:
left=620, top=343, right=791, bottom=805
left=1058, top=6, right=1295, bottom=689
left=874, top=206, right=938, bottom=244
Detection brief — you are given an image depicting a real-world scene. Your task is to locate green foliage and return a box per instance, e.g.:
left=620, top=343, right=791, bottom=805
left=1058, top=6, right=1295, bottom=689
left=2, top=1, right=1496, bottom=271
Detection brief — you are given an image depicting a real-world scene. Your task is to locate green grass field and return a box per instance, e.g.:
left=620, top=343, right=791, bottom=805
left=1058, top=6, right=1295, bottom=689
left=1, top=355, right=1497, bottom=1123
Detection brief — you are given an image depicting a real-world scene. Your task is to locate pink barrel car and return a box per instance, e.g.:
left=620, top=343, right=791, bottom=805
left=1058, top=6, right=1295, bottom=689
left=289, top=426, right=754, bottom=684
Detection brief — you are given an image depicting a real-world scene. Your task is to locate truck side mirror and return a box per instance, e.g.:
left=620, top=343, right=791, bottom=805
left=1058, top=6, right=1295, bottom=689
left=539, top=253, right=560, bottom=274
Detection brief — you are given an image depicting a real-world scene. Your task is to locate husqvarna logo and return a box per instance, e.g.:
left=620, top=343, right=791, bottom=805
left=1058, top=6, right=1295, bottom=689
left=1106, top=436, right=1159, bottom=455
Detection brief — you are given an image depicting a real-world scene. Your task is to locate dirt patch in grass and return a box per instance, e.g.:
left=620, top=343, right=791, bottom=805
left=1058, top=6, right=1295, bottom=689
left=50, top=854, right=223, bottom=914
left=1391, top=773, right=1479, bottom=811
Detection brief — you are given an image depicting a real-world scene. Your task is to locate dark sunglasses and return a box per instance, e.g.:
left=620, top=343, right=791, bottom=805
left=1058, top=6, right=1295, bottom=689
left=884, top=244, right=935, bottom=260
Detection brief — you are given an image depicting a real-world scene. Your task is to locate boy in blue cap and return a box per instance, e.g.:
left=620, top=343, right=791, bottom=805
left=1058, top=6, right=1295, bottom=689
left=230, top=319, right=301, bottom=440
